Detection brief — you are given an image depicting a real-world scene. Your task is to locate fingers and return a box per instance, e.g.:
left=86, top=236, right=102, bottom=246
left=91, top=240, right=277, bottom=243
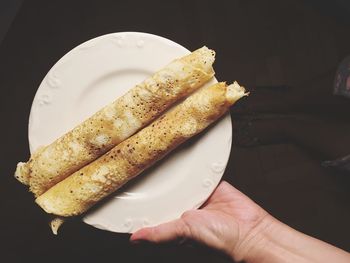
left=200, top=181, right=229, bottom=208
left=130, top=218, right=190, bottom=243
left=201, top=181, right=234, bottom=206
left=216, top=180, right=240, bottom=194
left=216, top=181, right=246, bottom=198
left=201, top=180, right=260, bottom=213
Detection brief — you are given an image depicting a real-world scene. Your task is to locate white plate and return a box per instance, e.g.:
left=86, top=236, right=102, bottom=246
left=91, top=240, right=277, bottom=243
left=29, top=32, right=232, bottom=233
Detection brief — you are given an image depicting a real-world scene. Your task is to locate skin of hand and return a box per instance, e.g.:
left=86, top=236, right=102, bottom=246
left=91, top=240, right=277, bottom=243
left=130, top=181, right=271, bottom=261
left=130, top=181, right=350, bottom=262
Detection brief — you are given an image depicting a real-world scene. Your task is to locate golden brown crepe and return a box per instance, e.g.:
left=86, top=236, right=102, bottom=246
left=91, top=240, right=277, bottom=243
left=35, top=82, right=247, bottom=217
left=15, top=47, right=215, bottom=197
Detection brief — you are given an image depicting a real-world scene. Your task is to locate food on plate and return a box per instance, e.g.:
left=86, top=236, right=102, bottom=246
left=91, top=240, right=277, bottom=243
left=15, top=47, right=216, bottom=197
left=35, top=82, right=247, bottom=216
left=50, top=217, right=65, bottom=235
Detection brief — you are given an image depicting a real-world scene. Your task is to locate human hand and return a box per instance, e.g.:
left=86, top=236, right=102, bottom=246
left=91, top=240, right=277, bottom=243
left=130, top=181, right=271, bottom=261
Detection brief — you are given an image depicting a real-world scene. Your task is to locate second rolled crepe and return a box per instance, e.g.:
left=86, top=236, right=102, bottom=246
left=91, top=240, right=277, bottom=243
left=15, top=47, right=215, bottom=197
left=36, top=82, right=247, bottom=217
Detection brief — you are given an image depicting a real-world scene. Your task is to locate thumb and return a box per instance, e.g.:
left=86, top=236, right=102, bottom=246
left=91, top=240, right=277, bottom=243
left=130, top=218, right=190, bottom=243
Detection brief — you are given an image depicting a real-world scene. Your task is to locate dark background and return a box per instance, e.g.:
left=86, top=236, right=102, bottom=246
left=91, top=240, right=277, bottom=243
left=1, top=0, right=349, bottom=262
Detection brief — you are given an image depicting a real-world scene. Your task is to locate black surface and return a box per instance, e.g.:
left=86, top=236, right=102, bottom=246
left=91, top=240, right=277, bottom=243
left=1, top=1, right=350, bottom=262
left=0, top=0, right=23, bottom=44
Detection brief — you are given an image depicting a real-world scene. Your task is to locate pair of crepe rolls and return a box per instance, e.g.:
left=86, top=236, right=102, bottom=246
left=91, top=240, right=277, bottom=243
left=36, top=81, right=247, bottom=218
left=15, top=47, right=216, bottom=197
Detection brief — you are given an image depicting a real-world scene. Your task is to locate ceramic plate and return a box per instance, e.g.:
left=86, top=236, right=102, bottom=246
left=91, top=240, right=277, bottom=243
left=28, top=32, right=232, bottom=233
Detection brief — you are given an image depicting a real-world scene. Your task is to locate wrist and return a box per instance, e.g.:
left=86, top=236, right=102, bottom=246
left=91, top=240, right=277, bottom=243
left=230, top=214, right=278, bottom=262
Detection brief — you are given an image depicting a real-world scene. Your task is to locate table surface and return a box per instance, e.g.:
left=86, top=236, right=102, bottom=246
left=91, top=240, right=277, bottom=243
left=1, top=0, right=350, bottom=262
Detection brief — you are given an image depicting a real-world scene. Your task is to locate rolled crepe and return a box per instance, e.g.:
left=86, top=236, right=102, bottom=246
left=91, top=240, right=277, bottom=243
left=15, top=47, right=215, bottom=197
left=36, top=82, right=247, bottom=217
